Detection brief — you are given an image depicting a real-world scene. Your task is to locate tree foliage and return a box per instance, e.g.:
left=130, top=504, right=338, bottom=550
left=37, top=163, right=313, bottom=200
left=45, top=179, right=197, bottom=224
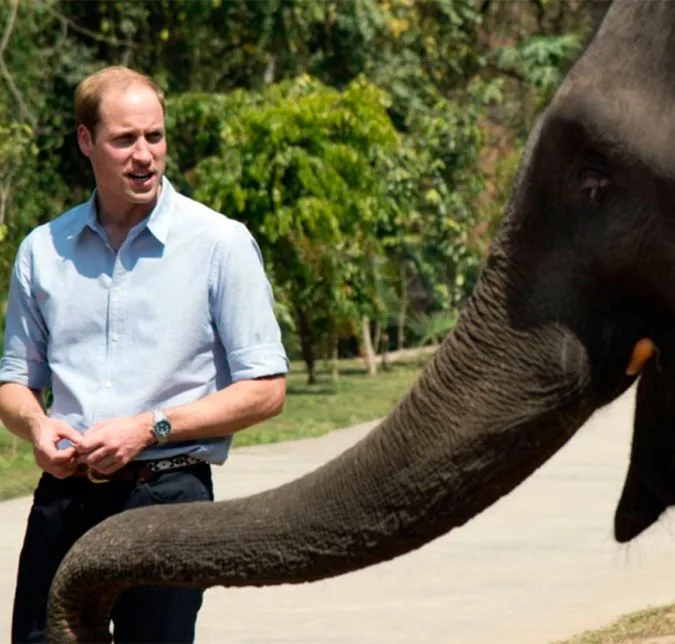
left=0, top=0, right=607, bottom=373
left=189, top=77, right=400, bottom=382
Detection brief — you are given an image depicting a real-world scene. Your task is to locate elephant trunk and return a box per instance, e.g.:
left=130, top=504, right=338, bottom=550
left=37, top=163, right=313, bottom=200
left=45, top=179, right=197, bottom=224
left=46, top=258, right=600, bottom=643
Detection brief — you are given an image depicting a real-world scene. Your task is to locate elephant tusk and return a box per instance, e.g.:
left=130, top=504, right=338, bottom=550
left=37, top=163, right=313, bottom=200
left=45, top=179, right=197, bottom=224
left=626, top=338, right=657, bottom=376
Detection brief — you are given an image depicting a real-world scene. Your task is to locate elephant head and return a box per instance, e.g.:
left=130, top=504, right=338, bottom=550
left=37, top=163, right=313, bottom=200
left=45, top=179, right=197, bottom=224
left=46, top=1, right=675, bottom=641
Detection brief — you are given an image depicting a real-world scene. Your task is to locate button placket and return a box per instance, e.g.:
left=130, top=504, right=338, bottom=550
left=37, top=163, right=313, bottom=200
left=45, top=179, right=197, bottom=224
left=90, top=243, right=117, bottom=425
left=102, top=254, right=126, bottom=405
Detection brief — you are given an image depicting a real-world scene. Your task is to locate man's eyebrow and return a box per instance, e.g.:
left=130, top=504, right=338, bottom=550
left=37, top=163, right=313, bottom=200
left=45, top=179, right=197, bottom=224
left=108, top=123, right=164, bottom=132
left=106, top=127, right=135, bottom=136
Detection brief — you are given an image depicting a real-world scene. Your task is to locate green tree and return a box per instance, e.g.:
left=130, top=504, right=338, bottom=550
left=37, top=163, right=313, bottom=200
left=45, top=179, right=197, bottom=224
left=0, top=0, right=602, bottom=376
left=476, top=0, right=601, bottom=243
left=0, top=0, right=101, bottom=244
left=189, top=76, right=400, bottom=383
left=57, top=0, right=327, bottom=92
left=0, top=0, right=95, bottom=315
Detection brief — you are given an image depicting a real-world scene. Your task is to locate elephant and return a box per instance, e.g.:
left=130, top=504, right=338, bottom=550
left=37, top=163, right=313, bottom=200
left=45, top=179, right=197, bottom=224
left=45, top=0, right=675, bottom=641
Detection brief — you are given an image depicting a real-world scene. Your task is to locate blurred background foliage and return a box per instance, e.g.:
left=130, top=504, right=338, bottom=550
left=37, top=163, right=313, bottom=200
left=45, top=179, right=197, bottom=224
left=0, top=0, right=608, bottom=382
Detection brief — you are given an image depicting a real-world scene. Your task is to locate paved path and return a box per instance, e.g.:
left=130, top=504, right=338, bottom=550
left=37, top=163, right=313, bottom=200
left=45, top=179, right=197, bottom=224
left=2, top=385, right=675, bottom=643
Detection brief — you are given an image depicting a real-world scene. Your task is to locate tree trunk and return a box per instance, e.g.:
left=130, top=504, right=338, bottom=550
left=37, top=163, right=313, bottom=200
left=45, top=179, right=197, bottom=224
left=303, top=347, right=316, bottom=385
left=373, top=320, right=382, bottom=356
left=296, top=309, right=317, bottom=385
left=0, top=182, right=9, bottom=227
left=264, top=54, right=276, bottom=85
left=380, top=332, right=390, bottom=371
left=361, top=316, right=377, bottom=376
left=331, top=339, right=339, bottom=382
left=397, top=263, right=408, bottom=350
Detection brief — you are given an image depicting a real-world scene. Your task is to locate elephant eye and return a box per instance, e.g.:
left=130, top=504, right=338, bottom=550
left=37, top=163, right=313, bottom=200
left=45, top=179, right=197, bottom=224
left=578, top=169, right=610, bottom=204
left=577, top=150, right=611, bottom=204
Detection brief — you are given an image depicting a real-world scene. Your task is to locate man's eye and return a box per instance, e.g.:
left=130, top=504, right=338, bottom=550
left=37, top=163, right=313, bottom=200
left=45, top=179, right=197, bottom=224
left=147, top=132, right=164, bottom=143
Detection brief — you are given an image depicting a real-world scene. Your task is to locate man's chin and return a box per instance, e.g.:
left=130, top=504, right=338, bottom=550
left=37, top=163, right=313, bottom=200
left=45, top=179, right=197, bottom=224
left=126, top=183, right=161, bottom=203
left=127, top=191, right=155, bottom=202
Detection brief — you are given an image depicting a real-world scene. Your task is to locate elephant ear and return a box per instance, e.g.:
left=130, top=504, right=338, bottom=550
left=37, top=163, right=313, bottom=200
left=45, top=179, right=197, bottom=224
left=614, top=345, right=675, bottom=542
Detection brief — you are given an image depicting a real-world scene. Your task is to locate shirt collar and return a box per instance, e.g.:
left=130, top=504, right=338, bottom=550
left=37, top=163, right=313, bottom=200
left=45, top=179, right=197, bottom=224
left=145, top=177, right=174, bottom=244
left=73, top=176, right=175, bottom=246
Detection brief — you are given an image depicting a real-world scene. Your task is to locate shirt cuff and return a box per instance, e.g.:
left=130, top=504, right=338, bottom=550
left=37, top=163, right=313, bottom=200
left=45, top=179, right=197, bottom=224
left=228, top=344, right=289, bottom=382
left=0, top=356, right=51, bottom=390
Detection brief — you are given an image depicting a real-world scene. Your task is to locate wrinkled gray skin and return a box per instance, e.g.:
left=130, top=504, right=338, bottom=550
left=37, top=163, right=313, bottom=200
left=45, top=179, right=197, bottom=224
left=46, top=1, right=675, bottom=641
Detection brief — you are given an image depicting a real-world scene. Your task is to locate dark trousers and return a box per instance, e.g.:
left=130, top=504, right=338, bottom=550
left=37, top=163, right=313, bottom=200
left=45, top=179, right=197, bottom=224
left=11, top=463, right=214, bottom=644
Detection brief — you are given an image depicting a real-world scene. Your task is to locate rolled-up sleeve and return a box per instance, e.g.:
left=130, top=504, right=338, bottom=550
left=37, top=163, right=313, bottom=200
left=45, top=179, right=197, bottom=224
left=210, top=222, right=288, bottom=382
left=0, top=235, right=51, bottom=389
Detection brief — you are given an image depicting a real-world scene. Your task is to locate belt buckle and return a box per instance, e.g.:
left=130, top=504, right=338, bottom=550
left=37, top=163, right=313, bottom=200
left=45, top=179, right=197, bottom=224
left=86, top=467, right=111, bottom=484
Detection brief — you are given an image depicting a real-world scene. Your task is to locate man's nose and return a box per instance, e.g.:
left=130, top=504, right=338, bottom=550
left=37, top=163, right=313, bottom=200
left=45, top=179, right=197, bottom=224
left=131, top=139, right=152, bottom=164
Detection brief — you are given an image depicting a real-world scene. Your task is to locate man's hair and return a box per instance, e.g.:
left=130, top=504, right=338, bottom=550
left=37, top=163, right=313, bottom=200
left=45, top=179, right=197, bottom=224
left=75, top=65, right=165, bottom=138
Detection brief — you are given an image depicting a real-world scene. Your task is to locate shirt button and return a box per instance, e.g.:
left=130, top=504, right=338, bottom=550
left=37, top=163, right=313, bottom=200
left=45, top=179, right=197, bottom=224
left=104, top=380, right=112, bottom=388
left=111, top=334, right=119, bottom=342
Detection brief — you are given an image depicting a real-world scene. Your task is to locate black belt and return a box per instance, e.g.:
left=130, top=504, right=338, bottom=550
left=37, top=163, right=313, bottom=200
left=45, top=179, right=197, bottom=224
left=71, top=453, right=204, bottom=484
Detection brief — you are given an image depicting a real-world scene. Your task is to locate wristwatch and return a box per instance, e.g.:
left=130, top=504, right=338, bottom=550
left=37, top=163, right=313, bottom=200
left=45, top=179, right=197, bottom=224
left=151, top=408, right=172, bottom=445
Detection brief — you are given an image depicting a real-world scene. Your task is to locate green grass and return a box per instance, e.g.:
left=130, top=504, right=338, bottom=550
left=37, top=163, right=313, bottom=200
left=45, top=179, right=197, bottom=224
left=557, top=604, right=675, bottom=643
left=0, top=431, right=41, bottom=501
left=0, top=356, right=428, bottom=501
left=233, top=358, right=424, bottom=447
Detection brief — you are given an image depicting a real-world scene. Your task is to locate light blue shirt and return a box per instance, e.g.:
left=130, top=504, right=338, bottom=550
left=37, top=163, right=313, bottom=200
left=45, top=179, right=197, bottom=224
left=0, top=177, right=288, bottom=464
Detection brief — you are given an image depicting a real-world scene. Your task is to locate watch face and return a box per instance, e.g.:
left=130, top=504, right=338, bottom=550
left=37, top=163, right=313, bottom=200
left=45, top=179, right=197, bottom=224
left=156, top=419, right=171, bottom=437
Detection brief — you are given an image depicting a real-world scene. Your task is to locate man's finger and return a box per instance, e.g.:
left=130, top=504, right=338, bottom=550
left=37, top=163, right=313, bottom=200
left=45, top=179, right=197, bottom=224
left=51, top=462, right=78, bottom=479
left=46, top=452, right=78, bottom=478
left=74, top=435, right=103, bottom=455
left=51, top=446, right=77, bottom=463
left=39, top=442, right=74, bottom=459
left=55, top=425, right=83, bottom=444
left=79, top=447, right=111, bottom=467
left=91, top=457, right=123, bottom=475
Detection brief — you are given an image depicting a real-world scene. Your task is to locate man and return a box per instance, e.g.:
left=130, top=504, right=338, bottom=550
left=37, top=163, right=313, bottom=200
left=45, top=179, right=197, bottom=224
left=0, top=65, right=288, bottom=643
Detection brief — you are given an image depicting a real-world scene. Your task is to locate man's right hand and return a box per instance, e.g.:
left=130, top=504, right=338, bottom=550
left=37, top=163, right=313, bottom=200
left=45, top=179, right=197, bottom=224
left=30, top=419, right=82, bottom=479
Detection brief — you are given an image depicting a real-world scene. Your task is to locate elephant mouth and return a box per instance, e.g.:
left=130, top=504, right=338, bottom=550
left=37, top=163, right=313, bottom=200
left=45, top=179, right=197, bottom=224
left=614, top=334, right=675, bottom=542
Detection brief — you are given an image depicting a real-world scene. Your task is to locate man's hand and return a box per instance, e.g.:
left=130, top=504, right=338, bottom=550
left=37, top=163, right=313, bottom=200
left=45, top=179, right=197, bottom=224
left=30, top=419, right=82, bottom=479
left=75, top=414, right=154, bottom=475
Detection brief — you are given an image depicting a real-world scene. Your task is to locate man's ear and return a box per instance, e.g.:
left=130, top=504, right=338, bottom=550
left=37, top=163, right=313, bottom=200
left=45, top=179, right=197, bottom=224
left=77, top=124, right=94, bottom=158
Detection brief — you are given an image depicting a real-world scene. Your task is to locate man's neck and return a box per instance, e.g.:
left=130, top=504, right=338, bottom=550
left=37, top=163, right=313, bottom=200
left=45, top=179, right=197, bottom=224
left=96, top=197, right=157, bottom=229
left=95, top=192, right=159, bottom=251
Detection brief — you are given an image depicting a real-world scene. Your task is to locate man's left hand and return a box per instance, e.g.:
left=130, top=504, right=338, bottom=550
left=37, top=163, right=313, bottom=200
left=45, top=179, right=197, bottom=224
left=75, top=414, right=153, bottom=475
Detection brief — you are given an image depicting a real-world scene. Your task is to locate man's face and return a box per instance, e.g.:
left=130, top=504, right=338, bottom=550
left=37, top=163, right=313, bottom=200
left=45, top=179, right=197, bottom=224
left=78, top=83, right=167, bottom=214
